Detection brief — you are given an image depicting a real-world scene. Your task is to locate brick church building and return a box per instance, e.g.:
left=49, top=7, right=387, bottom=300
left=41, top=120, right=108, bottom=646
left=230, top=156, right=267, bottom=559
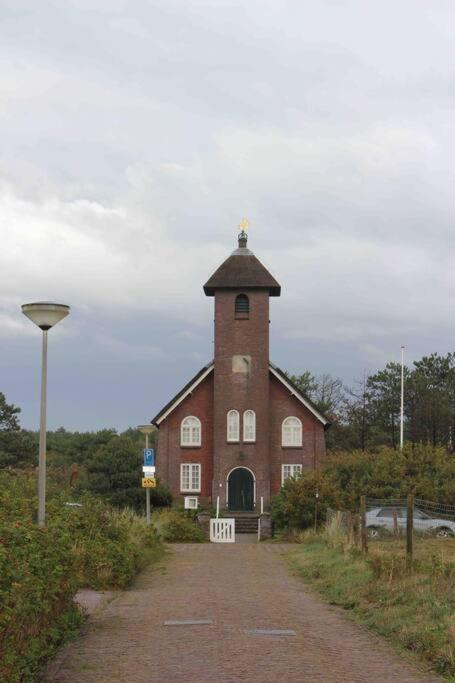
left=152, top=230, right=330, bottom=511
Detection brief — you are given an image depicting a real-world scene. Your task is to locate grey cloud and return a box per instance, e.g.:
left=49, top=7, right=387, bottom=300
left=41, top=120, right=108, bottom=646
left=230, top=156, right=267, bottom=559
left=1, top=1, right=455, bottom=429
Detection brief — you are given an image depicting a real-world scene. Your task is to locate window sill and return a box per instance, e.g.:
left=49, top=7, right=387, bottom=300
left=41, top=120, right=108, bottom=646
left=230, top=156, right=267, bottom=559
left=180, top=490, right=201, bottom=494
left=243, top=440, right=256, bottom=444
left=227, top=440, right=240, bottom=444
left=180, top=444, right=202, bottom=448
left=281, top=445, right=303, bottom=449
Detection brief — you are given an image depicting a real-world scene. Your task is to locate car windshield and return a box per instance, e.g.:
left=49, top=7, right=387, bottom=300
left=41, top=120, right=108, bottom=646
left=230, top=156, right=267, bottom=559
left=376, top=507, right=432, bottom=520
left=377, top=508, right=404, bottom=518
left=413, top=509, right=431, bottom=520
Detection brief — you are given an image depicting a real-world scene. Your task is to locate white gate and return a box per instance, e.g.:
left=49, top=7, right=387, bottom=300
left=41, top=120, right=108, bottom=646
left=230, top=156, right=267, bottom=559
left=210, top=518, right=235, bottom=543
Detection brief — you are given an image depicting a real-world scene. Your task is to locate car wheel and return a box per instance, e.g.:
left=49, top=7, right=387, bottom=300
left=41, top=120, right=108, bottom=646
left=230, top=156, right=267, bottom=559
left=367, top=526, right=380, bottom=539
left=435, top=527, right=454, bottom=539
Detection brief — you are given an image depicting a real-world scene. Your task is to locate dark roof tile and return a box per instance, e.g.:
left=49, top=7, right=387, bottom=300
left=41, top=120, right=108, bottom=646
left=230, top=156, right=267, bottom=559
left=203, top=243, right=281, bottom=296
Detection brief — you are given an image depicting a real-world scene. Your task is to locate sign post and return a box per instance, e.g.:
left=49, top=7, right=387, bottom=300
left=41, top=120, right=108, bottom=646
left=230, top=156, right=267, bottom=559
left=137, top=425, right=156, bottom=526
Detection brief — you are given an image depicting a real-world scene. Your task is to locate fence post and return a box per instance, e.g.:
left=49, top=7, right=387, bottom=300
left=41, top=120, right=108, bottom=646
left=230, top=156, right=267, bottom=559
left=392, top=507, right=398, bottom=535
left=406, top=493, right=414, bottom=567
left=360, top=495, right=368, bottom=553
left=346, top=511, right=353, bottom=546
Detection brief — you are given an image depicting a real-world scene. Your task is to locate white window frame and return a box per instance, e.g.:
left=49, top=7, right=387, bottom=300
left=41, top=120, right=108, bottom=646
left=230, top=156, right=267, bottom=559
left=180, top=463, right=201, bottom=493
left=281, top=416, right=302, bottom=447
left=227, top=409, right=240, bottom=442
left=243, top=410, right=256, bottom=442
left=180, top=416, right=201, bottom=447
left=281, top=464, right=303, bottom=485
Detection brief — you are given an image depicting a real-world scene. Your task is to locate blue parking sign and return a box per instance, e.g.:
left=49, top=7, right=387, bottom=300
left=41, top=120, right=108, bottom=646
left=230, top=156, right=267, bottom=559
left=144, top=448, right=155, bottom=467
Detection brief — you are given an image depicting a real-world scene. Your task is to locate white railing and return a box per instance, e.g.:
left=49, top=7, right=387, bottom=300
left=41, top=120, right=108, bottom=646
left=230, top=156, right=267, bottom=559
left=210, top=518, right=235, bottom=543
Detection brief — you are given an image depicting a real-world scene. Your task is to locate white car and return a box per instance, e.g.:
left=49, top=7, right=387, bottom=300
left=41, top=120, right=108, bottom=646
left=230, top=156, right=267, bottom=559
left=366, top=506, right=455, bottom=538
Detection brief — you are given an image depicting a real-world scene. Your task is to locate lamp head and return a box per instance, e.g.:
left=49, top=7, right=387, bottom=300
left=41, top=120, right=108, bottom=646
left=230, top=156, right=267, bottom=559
left=21, top=302, right=70, bottom=331
left=137, top=424, right=155, bottom=435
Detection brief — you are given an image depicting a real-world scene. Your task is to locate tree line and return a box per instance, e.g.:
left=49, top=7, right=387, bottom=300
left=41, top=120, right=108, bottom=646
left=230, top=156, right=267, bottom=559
left=0, top=392, right=169, bottom=510
left=289, top=351, right=455, bottom=451
left=1, top=349, right=455, bottom=485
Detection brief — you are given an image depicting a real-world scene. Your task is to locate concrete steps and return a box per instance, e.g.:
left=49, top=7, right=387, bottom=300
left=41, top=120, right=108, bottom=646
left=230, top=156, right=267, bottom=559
left=231, top=514, right=259, bottom=534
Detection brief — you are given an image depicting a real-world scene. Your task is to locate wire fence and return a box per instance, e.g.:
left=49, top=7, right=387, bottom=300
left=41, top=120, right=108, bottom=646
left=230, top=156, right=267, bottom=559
left=365, top=497, right=455, bottom=536
left=327, top=495, right=455, bottom=563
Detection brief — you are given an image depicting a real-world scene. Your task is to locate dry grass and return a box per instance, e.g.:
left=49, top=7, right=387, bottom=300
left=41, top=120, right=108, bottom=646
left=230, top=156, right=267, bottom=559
left=373, top=534, right=455, bottom=563
left=290, top=522, right=455, bottom=678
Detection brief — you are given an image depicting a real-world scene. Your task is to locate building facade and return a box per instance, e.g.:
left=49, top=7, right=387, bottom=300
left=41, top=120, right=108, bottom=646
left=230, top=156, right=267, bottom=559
left=152, top=231, right=329, bottom=510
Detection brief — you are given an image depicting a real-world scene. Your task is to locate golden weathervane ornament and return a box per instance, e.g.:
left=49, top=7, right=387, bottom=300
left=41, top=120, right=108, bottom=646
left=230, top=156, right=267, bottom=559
left=238, top=218, right=249, bottom=232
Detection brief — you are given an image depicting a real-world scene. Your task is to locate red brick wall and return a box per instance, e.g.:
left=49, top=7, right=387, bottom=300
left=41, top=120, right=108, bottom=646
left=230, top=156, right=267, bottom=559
left=156, top=372, right=214, bottom=504
left=213, top=289, right=271, bottom=508
left=269, top=373, right=326, bottom=496
left=156, top=290, right=328, bottom=509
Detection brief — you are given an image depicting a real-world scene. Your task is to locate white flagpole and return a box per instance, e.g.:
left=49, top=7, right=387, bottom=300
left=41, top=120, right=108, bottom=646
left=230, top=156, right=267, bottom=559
left=400, top=345, right=405, bottom=450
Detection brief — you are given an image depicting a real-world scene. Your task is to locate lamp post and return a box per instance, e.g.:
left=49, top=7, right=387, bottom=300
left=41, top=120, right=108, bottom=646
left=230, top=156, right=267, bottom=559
left=314, top=488, right=319, bottom=532
left=400, top=345, right=405, bottom=450
left=22, top=302, right=70, bottom=526
left=137, top=424, right=155, bottom=525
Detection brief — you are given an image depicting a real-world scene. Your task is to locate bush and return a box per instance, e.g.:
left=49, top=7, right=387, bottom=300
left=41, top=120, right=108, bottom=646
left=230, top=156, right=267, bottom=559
left=0, top=470, right=163, bottom=681
left=0, top=516, right=83, bottom=682
left=151, top=509, right=205, bottom=542
left=271, top=445, right=455, bottom=531
left=58, top=495, right=163, bottom=589
left=271, top=470, right=340, bottom=530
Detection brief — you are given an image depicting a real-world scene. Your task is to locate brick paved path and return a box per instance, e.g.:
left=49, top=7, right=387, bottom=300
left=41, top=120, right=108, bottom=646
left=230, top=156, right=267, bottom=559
left=45, top=544, right=439, bottom=683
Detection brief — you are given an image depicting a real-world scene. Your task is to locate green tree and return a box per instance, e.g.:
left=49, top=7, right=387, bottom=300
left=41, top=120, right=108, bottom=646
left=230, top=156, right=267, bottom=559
left=0, top=393, right=36, bottom=468
left=287, top=371, right=317, bottom=398
left=85, top=435, right=171, bottom=511
left=343, top=373, right=374, bottom=450
left=0, top=392, right=21, bottom=431
left=408, top=353, right=455, bottom=447
left=367, top=362, right=407, bottom=448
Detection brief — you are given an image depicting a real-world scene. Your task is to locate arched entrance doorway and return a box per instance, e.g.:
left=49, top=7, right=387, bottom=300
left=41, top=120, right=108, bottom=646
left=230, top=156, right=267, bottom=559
left=227, top=467, right=255, bottom=510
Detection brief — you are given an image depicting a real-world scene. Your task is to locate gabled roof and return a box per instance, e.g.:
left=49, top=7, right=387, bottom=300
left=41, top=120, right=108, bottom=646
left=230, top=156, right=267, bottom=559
left=269, top=362, right=331, bottom=430
left=203, top=237, right=281, bottom=296
left=151, top=360, right=331, bottom=429
left=151, top=362, right=214, bottom=426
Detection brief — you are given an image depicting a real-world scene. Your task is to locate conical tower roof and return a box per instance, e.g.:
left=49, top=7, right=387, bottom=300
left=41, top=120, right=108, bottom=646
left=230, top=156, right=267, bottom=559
left=203, top=232, right=281, bottom=297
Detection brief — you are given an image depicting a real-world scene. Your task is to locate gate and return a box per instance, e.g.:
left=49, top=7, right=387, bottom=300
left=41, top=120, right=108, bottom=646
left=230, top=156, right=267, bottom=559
left=210, top=518, right=235, bottom=543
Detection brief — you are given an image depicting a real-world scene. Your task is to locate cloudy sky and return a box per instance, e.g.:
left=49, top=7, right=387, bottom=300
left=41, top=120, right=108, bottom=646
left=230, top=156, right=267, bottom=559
left=2, top=0, right=455, bottom=431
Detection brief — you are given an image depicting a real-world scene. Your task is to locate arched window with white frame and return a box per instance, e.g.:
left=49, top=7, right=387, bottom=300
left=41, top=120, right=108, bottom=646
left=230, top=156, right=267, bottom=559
left=227, top=409, right=240, bottom=442
left=243, top=410, right=256, bottom=442
left=180, top=416, right=201, bottom=447
left=282, top=416, right=302, bottom=447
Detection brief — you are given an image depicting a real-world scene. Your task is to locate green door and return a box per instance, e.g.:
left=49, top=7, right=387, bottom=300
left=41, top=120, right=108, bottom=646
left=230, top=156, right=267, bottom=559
left=228, top=468, right=254, bottom=510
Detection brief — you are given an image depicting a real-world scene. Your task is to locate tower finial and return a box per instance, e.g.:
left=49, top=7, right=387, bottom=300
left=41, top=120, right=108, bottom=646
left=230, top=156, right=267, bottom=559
left=238, top=218, right=249, bottom=248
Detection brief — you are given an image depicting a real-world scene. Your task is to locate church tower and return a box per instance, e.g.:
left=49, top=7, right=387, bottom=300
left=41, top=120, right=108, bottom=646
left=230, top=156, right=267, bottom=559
left=153, top=228, right=329, bottom=518
left=203, top=229, right=281, bottom=509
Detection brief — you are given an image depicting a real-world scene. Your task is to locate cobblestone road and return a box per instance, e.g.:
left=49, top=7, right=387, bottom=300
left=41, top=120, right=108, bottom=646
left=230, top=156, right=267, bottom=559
left=45, top=543, right=439, bottom=683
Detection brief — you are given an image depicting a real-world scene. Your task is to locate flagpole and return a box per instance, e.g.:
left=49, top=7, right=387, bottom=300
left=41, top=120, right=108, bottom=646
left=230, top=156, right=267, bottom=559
left=400, top=345, right=405, bottom=450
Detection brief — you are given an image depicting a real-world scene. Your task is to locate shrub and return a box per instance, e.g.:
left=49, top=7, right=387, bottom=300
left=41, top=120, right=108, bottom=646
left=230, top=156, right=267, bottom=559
left=0, top=470, right=163, bottom=681
left=58, top=495, right=163, bottom=589
left=151, top=509, right=205, bottom=542
left=0, top=519, right=83, bottom=682
left=271, top=470, right=340, bottom=530
left=271, top=445, right=455, bottom=531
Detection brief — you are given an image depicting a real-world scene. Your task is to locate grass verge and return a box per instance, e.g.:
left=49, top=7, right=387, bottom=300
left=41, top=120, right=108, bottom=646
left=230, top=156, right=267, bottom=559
left=288, top=533, right=455, bottom=678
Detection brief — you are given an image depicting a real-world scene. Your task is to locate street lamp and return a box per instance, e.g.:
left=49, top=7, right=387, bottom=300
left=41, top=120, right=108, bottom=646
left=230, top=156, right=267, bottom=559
left=22, top=302, right=70, bottom=526
left=137, top=424, right=155, bottom=525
